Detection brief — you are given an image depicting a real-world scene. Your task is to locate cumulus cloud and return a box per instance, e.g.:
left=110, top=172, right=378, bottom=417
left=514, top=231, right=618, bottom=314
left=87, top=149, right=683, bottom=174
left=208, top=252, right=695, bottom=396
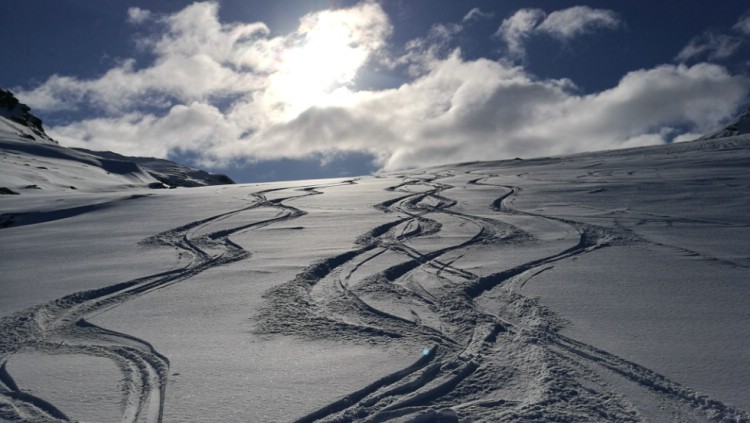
left=15, top=1, right=750, bottom=172
left=20, top=3, right=272, bottom=114
left=497, top=6, right=620, bottom=59
left=335, top=59, right=745, bottom=169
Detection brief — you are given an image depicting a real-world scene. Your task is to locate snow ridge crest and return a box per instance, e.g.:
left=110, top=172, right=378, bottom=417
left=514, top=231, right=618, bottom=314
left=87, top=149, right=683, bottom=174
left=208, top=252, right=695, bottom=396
left=700, top=105, right=750, bottom=140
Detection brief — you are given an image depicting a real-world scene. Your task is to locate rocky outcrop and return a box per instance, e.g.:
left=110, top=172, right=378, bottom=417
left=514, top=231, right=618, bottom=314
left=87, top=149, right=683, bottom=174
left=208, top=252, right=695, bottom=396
left=0, top=88, right=56, bottom=143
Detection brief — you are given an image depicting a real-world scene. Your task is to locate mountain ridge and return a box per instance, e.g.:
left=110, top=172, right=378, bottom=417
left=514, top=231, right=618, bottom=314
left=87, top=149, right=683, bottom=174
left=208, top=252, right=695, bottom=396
left=0, top=88, right=56, bottom=144
left=700, top=105, right=750, bottom=140
left=0, top=88, right=234, bottom=194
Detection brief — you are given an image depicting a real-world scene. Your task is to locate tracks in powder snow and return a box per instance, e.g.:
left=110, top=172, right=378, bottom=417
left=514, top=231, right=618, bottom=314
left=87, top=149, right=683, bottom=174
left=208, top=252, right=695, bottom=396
left=258, top=173, right=749, bottom=422
left=1, top=172, right=747, bottom=422
left=0, top=181, right=351, bottom=422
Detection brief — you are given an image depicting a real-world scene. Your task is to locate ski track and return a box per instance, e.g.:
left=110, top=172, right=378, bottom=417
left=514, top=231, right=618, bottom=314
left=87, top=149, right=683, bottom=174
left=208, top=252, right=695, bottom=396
left=257, top=172, right=749, bottom=423
left=0, top=181, right=351, bottom=422
left=1, top=171, right=748, bottom=422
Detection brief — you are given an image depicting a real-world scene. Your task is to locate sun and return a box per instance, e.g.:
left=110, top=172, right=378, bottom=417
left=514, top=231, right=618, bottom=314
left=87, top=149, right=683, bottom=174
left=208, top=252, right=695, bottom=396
left=265, top=11, right=375, bottom=120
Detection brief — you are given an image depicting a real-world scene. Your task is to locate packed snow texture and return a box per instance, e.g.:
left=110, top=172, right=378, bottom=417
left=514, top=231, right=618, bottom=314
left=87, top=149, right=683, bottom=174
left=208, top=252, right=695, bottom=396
left=1, top=129, right=749, bottom=422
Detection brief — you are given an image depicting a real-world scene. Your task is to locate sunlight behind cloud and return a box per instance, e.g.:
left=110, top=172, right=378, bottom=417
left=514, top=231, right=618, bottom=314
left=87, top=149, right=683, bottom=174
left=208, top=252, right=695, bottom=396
left=14, top=1, right=750, bottom=172
left=264, top=3, right=391, bottom=121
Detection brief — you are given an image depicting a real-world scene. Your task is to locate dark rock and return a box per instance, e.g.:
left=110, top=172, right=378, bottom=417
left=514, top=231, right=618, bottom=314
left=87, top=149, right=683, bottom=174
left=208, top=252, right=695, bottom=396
left=0, top=88, right=56, bottom=144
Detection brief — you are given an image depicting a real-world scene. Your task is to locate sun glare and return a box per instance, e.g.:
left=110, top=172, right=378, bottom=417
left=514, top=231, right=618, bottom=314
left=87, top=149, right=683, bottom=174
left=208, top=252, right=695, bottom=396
left=268, top=13, right=371, bottom=120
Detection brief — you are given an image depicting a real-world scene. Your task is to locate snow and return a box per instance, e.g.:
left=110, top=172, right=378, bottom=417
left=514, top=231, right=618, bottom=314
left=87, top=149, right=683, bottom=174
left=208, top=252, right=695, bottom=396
left=2, top=126, right=750, bottom=421
left=0, top=106, right=233, bottom=194
left=0, top=88, right=56, bottom=145
left=701, top=106, right=750, bottom=140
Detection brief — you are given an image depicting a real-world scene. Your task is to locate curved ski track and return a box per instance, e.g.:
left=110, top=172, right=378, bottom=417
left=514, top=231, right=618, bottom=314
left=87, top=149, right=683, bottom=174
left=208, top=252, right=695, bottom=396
left=257, top=173, right=749, bottom=423
left=1, top=172, right=747, bottom=422
left=0, top=182, right=350, bottom=423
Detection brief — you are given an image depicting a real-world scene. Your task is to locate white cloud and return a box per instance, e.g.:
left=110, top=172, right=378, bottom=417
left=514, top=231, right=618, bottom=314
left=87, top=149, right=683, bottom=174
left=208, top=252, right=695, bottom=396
left=19, top=2, right=390, bottom=116
left=496, top=8, right=545, bottom=59
left=395, top=21, right=465, bottom=77
left=676, top=13, right=750, bottom=63
left=15, top=2, right=750, bottom=172
left=536, top=6, right=620, bottom=40
left=676, top=32, right=743, bottom=62
left=462, top=8, right=493, bottom=23
left=496, top=6, right=620, bottom=60
left=20, top=3, right=272, bottom=115
left=51, top=54, right=746, bottom=170
left=52, top=103, right=236, bottom=160
left=673, top=132, right=702, bottom=143
left=127, top=7, right=151, bottom=25
left=221, top=55, right=748, bottom=170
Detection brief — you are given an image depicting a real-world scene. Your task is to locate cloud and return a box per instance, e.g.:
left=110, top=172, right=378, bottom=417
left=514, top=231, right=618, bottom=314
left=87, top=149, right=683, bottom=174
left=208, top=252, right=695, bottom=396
left=20, top=2, right=272, bottom=115
left=734, top=15, right=750, bottom=35
left=496, top=6, right=620, bottom=59
left=675, top=32, right=743, bottom=62
left=462, top=8, right=493, bottom=23
left=15, top=2, right=750, bottom=173
left=676, top=14, right=750, bottom=63
left=224, top=54, right=748, bottom=170
left=388, top=60, right=746, bottom=168
left=53, top=103, right=235, bottom=161
left=536, top=6, right=620, bottom=40
left=496, top=9, right=545, bottom=59
left=127, top=7, right=151, bottom=24
left=394, top=20, right=465, bottom=77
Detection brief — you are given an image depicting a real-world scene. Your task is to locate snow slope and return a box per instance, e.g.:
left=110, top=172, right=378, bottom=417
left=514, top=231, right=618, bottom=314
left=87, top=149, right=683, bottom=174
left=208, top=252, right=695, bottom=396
left=701, top=105, right=750, bottom=139
left=1, top=131, right=749, bottom=422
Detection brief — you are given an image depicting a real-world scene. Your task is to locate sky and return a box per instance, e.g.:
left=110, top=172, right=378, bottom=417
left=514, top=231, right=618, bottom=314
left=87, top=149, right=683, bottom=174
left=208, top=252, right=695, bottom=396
left=2, top=1, right=750, bottom=183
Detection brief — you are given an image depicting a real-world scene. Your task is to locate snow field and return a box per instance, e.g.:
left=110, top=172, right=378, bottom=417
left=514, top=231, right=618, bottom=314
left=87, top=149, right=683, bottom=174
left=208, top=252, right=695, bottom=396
left=1, top=137, right=749, bottom=422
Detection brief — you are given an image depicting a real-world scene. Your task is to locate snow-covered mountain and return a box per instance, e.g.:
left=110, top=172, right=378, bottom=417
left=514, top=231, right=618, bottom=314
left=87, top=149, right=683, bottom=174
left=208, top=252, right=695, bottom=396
left=0, top=88, right=233, bottom=194
left=0, top=88, right=56, bottom=144
left=1, top=95, right=750, bottom=422
left=700, top=105, right=750, bottom=139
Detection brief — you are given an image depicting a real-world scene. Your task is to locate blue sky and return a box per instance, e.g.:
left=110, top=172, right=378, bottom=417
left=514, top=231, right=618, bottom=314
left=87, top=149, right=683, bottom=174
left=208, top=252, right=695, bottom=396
left=3, top=1, right=750, bottom=182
